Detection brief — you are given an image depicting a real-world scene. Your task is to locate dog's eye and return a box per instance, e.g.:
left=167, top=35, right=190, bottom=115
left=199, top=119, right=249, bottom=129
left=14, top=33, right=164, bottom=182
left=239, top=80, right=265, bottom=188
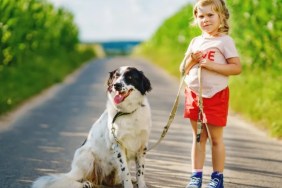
left=115, top=73, right=120, bottom=78
left=128, top=76, right=132, bottom=80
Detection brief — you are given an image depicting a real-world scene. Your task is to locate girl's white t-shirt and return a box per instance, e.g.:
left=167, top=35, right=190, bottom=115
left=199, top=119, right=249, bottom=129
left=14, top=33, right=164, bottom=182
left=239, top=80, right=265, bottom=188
left=184, top=34, right=239, bottom=98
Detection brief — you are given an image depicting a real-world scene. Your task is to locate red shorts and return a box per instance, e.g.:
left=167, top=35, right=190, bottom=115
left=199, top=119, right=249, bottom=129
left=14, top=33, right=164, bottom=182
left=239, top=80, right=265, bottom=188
left=184, top=87, right=229, bottom=126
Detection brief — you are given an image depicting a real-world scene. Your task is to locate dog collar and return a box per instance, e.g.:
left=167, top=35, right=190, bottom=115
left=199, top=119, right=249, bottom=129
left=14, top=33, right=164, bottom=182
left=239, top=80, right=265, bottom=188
left=112, top=109, right=137, bottom=124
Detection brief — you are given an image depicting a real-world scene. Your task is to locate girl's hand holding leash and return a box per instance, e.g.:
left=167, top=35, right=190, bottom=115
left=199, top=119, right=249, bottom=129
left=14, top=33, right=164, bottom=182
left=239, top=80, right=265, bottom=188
left=191, top=51, right=203, bottom=63
left=180, top=50, right=203, bottom=76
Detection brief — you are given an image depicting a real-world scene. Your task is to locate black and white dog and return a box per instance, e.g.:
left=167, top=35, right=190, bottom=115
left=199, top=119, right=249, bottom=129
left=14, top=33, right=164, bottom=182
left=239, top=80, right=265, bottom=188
left=32, top=66, right=152, bottom=188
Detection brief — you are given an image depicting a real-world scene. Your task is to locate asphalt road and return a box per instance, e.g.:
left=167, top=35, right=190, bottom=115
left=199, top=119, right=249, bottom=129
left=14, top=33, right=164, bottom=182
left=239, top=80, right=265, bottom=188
left=0, top=57, right=281, bottom=188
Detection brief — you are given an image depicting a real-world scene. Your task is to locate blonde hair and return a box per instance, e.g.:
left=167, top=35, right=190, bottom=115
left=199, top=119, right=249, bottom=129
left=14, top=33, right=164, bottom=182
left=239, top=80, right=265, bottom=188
left=193, top=0, right=230, bottom=34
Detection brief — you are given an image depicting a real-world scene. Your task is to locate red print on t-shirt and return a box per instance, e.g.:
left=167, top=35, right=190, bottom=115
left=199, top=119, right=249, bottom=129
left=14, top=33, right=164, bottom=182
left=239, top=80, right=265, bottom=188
left=202, top=50, right=215, bottom=61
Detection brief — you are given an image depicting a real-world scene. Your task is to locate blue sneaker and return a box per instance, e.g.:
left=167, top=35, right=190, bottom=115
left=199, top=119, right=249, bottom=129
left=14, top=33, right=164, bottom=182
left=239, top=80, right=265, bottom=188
left=186, top=172, right=202, bottom=188
left=207, top=172, right=224, bottom=188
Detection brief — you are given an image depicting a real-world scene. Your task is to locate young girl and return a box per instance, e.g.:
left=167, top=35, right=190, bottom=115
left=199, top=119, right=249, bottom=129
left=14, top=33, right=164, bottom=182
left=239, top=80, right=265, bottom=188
left=179, top=0, right=241, bottom=188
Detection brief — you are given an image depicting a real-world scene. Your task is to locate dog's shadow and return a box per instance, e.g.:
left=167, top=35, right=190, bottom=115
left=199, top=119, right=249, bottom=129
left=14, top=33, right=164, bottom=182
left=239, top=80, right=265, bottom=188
left=97, top=181, right=155, bottom=188
left=97, top=185, right=122, bottom=188
left=96, top=181, right=132, bottom=188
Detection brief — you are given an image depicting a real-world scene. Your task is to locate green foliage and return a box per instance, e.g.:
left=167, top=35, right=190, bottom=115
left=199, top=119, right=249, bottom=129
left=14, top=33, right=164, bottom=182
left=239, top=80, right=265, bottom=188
left=227, top=0, right=282, bottom=138
left=134, top=1, right=282, bottom=138
left=227, top=0, right=282, bottom=71
left=0, top=0, right=95, bottom=114
left=229, top=68, right=282, bottom=138
left=0, top=0, right=79, bottom=66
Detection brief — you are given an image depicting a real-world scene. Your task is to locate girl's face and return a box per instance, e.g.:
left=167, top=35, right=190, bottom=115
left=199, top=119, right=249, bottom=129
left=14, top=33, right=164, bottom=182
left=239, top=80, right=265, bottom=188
left=196, top=5, right=221, bottom=37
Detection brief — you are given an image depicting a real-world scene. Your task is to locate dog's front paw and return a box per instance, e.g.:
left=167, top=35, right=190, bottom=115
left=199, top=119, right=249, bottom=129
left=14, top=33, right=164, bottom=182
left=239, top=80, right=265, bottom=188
left=123, top=180, right=134, bottom=188
left=136, top=182, right=148, bottom=188
left=82, top=181, right=94, bottom=188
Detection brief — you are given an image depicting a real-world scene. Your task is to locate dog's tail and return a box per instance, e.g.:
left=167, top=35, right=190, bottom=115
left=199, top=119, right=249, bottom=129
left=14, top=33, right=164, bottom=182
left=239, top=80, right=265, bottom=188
left=31, top=173, right=91, bottom=188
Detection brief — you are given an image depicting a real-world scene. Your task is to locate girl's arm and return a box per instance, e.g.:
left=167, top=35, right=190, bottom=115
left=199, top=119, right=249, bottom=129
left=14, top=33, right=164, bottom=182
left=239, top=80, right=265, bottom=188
left=200, top=57, right=242, bottom=76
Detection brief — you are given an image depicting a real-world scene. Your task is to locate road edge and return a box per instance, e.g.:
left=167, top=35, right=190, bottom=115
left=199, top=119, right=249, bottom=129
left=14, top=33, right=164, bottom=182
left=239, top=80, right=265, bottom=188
left=0, top=60, right=94, bottom=133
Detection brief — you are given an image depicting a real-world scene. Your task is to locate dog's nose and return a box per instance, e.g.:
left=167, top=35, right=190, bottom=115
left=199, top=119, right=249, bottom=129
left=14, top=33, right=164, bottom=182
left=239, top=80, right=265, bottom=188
left=114, top=83, right=122, bottom=91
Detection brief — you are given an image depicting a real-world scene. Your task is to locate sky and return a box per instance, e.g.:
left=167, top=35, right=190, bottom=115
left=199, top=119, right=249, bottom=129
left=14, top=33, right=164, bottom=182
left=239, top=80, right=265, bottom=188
left=48, top=0, right=195, bottom=42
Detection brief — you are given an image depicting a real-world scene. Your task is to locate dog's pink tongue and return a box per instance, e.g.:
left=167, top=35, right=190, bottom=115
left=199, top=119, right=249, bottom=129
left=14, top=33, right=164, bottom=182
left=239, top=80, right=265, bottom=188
left=114, top=94, right=124, bottom=104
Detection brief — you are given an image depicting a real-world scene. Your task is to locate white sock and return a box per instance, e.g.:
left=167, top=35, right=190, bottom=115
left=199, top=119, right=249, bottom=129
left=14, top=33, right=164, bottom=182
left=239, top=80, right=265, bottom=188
left=192, top=169, right=203, bottom=173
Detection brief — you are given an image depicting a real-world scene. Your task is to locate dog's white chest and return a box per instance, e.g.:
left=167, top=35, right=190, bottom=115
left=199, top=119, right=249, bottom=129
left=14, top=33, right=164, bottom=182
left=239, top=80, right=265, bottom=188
left=109, top=106, right=151, bottom=152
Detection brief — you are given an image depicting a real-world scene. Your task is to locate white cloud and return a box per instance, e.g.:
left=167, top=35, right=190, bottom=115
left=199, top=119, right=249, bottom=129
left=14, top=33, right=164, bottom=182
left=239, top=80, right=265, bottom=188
left=48, top=0, right=195, bottom=41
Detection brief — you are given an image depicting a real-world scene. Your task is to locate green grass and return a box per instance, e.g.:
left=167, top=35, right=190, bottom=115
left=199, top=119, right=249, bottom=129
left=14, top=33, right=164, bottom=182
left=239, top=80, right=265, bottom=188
left=0, top=46, right=95, bottom=115
left=229, top=67, right=282, bottom=137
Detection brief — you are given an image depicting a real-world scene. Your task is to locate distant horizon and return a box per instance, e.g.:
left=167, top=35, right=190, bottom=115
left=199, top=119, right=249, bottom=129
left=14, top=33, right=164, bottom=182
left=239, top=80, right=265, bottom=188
left=48, top=0, right=194, bottom=42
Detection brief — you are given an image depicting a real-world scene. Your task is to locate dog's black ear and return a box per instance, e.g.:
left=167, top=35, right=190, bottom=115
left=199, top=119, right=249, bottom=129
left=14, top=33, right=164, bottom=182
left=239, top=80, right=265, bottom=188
left=141, top=72, right=152, bottom=95
left=107, top=70, right=116, bottom=92
left=107, top=70, right=116, bottom=86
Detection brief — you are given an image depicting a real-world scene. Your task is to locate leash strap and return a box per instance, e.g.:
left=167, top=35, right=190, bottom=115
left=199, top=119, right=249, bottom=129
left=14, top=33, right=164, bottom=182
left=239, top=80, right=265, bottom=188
left=196, top=66, right=207, bottom=143
left=147, top=54, right=191, bottom=151
left=147, top=53, right=194, bottom=151
left=196, top=47, right=225, bottom=143
left=111, top=111, right=134, bottom=149
left=197, top=66, right=212, bottom=146
left=111, top=54, right=189, bottom=152
left=147, top=74, right=186, bottom=151
left=112, top=52, right=210, bottom=152
left=196, top=66, right=203, bottom=142
left=110, top=75, right=186, bottom=152
left=111, top=48, right=223, bottom=151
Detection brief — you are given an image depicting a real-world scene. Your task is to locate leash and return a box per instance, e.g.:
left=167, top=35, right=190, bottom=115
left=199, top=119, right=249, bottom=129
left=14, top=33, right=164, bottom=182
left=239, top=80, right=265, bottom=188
left=196, top=66, right=208, bottom=143
left=147, top=54, right=192, bottom=151
left=111, top=55, right=189, bottom=152
left=111, top=110, right=136, bottom=149
left=147, top=74, right=186, bottom=151
left=196, top=47, right=225, bottom=144
left=111, top=47, right=223, bottom=152
left=179, top=52, right=207, bottom=143
left=110, top=75, right=186, bottom=152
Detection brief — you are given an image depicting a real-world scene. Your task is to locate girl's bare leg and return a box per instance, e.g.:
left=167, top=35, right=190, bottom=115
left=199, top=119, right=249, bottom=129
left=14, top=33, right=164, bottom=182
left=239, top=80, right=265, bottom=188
left=206, top=124, right=225, bottom=172
left=190, top=120, right=208, bottom=170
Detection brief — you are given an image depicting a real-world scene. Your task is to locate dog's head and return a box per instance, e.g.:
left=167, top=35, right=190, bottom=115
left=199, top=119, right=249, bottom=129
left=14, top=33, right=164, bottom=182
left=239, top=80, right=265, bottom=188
left=107, top=66, right=152, bottom=107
